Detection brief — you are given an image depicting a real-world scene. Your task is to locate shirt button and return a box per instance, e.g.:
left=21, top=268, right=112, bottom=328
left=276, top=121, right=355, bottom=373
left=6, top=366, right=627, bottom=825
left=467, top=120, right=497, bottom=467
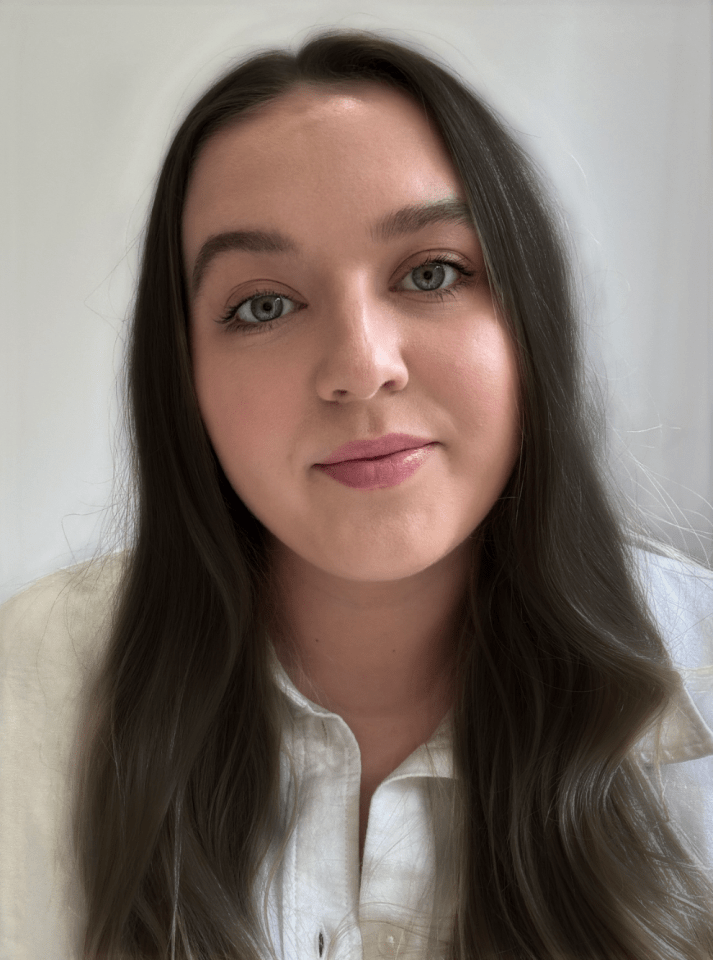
left=377, top=925, right=405, bottom=957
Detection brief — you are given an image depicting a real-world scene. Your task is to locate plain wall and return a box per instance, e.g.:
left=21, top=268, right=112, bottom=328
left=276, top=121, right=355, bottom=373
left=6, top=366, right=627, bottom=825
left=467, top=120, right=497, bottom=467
left=1, top=0, right=711, bottom=602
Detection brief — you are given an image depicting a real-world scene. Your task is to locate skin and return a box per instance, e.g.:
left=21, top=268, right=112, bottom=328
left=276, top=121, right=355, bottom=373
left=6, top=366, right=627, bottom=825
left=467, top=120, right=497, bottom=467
left=183, top=82, right=521, bottom=867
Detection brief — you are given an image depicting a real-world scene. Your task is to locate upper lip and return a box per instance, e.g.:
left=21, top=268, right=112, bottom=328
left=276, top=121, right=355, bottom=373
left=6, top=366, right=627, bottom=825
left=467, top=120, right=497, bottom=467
left=317, top=433, right=435, bottom=465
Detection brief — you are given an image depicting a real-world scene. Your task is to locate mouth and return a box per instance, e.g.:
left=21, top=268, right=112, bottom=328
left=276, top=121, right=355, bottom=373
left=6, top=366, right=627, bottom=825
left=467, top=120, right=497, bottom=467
left=339, top=445, right=421, bottom=463
left=314, top=443, right=438, bottom=491
left=318, top=433, right=435, bottom=466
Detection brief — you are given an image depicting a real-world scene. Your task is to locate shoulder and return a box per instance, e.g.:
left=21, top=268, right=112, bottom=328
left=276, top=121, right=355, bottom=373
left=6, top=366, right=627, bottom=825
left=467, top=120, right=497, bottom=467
left=631, top=547, right=713, bottom=673
left=0, top=553, right=128, bottom=699
left=0, top=556, right=128, bottom=956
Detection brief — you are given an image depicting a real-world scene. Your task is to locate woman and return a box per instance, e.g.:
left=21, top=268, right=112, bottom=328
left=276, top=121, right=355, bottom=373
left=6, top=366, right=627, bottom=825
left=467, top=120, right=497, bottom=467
left=2, top=27, right=712, bottom=960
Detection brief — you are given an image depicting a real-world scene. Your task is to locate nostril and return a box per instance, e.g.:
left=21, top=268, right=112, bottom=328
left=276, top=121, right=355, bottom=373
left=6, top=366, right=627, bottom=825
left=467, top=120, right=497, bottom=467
left=318, top=930, right=324, bottom=956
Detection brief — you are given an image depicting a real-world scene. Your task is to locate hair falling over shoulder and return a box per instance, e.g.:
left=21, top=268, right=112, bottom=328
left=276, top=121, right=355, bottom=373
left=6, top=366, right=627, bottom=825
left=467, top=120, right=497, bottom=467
left=72, top=27, right=713, bottom=960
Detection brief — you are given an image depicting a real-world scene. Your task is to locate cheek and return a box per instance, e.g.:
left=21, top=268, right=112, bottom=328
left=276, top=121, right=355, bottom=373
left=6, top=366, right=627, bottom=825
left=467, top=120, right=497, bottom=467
left=191, top=345, right=296, bottom=478
left=438, top=321, right=521, bottom=450
left=192, top=347, right=251, bottom=467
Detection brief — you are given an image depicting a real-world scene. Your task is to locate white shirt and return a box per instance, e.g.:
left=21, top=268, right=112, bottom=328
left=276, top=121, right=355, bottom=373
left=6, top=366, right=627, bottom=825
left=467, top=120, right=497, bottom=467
left=1, top=549, right=712, bottom=959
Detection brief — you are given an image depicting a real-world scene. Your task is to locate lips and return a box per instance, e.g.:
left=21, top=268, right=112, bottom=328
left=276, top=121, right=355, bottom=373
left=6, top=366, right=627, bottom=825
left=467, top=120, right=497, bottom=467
left=315, top=443, right=437, bottom=490
left=318, top=432, right=434, bottom=465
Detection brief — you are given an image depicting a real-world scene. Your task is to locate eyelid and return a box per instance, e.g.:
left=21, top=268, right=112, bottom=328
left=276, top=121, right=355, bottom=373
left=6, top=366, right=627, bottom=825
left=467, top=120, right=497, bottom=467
left=395, top=251, right=474, bottom=287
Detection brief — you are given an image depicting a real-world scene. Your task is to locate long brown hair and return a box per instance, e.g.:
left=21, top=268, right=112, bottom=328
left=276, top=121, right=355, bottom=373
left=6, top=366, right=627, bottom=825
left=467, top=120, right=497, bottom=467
left=73, top=27, right=713, bottom=958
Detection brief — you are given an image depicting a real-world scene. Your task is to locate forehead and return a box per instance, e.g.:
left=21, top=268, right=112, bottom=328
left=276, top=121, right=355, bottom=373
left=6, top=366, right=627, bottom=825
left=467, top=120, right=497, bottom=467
left=190, top=80, right=454, bottom=178
left=182, top=83, right=464, bottom=258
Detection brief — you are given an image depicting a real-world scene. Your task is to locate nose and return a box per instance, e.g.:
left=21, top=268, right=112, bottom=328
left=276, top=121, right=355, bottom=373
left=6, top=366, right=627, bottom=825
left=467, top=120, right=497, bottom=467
left=313, top=289, right=409, bottom=403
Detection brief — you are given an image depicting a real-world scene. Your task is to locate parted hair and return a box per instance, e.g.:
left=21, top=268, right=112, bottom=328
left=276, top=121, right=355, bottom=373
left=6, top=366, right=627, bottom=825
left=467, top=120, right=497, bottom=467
left=73, top=27, right=713, bottom=959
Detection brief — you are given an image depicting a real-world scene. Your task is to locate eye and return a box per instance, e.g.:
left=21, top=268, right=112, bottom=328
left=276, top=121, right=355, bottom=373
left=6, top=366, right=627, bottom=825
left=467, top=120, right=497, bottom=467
left=216, top=254, right=477, bottom=335
left=220, top=289, right=300, bottom=329
left=399, top=255, right=475, bottom=299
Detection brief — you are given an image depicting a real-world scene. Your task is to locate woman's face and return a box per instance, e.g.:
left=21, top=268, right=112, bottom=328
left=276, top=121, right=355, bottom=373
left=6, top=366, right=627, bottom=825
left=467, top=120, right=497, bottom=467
left=183, top=82, right=520, bottom=584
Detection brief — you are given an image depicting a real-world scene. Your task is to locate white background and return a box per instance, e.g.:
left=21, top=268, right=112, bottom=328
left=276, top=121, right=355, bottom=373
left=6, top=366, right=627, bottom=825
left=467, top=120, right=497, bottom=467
left=1, top=0, right=711, bottom=603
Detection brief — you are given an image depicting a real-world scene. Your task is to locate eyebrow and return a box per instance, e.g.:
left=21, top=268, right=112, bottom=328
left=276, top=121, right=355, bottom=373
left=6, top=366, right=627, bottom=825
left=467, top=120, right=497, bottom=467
left=189, top=197, right=476, bottom=299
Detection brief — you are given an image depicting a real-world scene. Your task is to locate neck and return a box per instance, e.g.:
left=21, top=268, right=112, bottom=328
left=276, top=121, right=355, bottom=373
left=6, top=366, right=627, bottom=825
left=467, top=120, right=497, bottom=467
left=267, top=537, right=473, bottom=728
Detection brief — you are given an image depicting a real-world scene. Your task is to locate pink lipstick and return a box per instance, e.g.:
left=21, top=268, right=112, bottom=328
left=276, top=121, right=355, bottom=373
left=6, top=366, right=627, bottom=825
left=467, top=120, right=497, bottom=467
left=315, top=433, right=438, bottom=490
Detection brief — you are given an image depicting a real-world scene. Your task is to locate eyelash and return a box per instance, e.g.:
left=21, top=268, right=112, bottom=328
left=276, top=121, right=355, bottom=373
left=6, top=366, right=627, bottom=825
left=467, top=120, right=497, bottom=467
left=216, top=254, right=477, bottom=335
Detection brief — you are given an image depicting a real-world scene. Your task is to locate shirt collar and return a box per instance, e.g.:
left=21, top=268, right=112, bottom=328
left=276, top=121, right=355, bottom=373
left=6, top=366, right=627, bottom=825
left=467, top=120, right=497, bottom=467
left=268, top=644, right=713, bottom=772
left=637, top=680, right=713, bottom=765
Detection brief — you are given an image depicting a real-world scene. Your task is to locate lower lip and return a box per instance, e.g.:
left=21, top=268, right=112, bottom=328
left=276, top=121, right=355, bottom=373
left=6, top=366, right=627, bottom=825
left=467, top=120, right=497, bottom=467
left=315, top=443, right=438, bottom=490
